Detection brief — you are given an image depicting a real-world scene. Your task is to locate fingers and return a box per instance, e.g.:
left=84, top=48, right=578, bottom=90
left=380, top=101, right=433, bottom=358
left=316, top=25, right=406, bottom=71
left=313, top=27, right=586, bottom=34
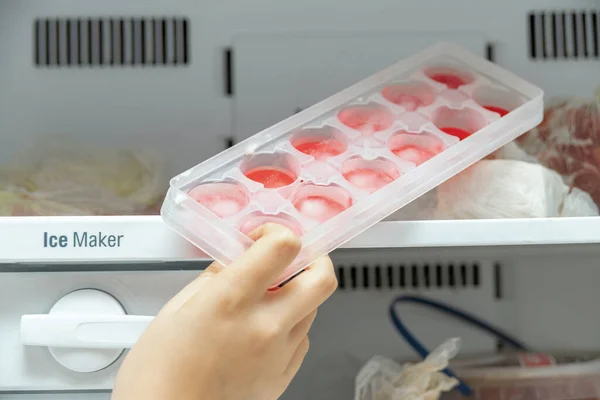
left=274, top=255, right=338, bottom=325
left=283, top=337, right=310, bottom=381
left=218, top=223, right=302, bottom=299
left=289, top=310, right=317, bottom=345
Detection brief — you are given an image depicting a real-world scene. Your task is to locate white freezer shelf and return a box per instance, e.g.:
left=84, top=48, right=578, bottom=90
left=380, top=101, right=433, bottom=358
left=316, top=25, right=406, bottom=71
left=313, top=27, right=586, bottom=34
left=0, top=215, right=599, bottom=263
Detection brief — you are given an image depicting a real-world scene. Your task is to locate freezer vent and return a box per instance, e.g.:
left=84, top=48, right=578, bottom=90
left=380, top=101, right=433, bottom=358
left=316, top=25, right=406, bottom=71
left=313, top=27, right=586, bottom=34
left=34, top=17, right=190, bottom=67
left=528, top=10, right=599, bottom=60
left=336, top=262, right=481, bottom=291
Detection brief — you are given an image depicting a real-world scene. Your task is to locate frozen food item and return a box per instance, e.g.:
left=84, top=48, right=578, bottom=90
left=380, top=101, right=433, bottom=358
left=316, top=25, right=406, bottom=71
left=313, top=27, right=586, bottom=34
left=355, top=338, right=460, bottom=400
left=161, top=42, right=543, bottom=286
left=445, top=352, right=600, bottom=400
left=0, top=137, right=167, bottom=216
left=516, top=85, right=600, bottom=206
left=434, top=160, right=572, bottom=219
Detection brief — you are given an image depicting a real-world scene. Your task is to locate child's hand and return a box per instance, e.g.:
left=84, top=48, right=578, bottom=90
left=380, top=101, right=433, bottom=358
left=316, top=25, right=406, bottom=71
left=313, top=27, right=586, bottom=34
left=112, top=223, right=338, bottom=400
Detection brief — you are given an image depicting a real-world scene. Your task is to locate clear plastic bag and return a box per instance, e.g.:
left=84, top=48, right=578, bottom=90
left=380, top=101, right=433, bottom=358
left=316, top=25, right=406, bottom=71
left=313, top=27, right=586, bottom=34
left=516, top=85, right=600, bottom=206
left=0, top=137, right=168, bottom=216
left=355, top=338, right=460, bottom=400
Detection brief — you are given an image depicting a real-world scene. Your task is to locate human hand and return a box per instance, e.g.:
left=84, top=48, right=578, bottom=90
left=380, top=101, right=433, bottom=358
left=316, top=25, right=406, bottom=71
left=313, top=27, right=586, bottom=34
left=112, top=224, right=338, bottom=400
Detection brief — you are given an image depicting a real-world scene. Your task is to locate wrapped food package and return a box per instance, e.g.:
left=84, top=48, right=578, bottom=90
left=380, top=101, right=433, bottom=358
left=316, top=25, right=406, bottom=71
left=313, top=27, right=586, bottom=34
left=434, top=159, right=598, bottom=220
left=0, top=137, right=168, bottom=216
left=516, top=85, right=600, bottom=206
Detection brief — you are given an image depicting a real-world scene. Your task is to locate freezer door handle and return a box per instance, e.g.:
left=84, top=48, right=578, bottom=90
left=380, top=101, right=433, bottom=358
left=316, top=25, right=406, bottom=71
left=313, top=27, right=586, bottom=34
left=21, top=314, right=154, bottom=349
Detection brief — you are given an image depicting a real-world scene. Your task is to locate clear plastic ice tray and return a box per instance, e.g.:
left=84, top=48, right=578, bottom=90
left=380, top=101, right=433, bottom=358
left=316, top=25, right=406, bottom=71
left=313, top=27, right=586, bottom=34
left=161, top=42, right=543, bottom=287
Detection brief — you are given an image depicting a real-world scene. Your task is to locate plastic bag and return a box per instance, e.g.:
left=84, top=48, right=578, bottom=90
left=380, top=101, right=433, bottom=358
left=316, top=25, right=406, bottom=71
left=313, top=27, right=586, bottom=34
left=515, top=85, right=600, bottom=206
left=0, top=137, right=168, bottom=216
left=354, top=338, right=460, bottom=400
left=433, top=159, right=598, bottom=219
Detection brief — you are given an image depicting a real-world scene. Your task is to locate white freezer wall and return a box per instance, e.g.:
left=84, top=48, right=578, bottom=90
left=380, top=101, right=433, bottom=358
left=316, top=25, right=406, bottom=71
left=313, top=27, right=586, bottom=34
left=1, top=0, right=599, bottom=174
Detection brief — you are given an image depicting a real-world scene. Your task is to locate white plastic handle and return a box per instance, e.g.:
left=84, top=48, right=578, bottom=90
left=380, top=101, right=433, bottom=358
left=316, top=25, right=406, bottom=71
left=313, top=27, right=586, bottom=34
left=20, top=314, right=154, bottom=349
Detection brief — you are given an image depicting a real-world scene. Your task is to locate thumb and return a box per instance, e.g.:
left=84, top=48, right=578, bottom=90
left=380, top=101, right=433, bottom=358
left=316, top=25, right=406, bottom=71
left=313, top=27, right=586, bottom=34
left=215, top=223, right=302, bottom=300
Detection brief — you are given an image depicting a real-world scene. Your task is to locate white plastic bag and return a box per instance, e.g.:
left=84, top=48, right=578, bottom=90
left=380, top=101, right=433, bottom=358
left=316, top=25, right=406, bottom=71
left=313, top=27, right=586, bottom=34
left=434, top=160, right=567, bottom=219
left=433, top=159, right=598, bottom=219
left=355, top=338, right=460, bottom=400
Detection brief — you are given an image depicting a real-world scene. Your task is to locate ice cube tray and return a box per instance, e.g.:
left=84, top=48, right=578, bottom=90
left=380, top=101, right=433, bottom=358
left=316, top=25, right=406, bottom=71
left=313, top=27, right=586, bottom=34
left=161, top=42, right=543, bottom=287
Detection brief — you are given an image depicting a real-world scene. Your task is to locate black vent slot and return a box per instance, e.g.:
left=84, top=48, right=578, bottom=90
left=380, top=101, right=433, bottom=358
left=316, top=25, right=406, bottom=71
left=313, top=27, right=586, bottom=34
left=224, top=48, right=234, bottom=96
left=34, top=17, right=190, bottom=67
left=336, top=262, right=483, bottom=291
left=528, top=10, right=599, bottom=60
